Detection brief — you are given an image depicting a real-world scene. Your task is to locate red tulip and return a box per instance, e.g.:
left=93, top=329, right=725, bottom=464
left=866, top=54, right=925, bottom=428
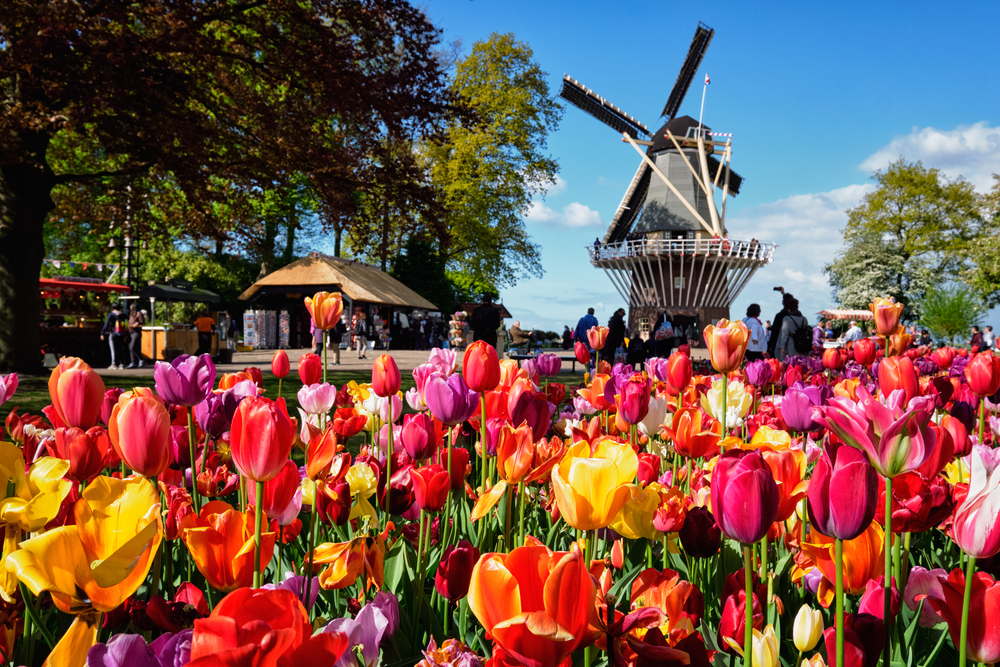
left=875, top=473, right=932, bottom=534
left=664, top=351, right=693, bottom=396
left=823, top=612, right=886, bottom=667
left=823, top=348, right=845, bottom=371
left=784, top=365, right=803, bottom=388
left=574, top=341, right=591, bottom=365
left=942, top=413, right=971, bottom=457
left=372, top=354, right=401, bottom=397
left=48, top=357, right=105, bottom=429
left=920, top=568, right=1000, bottom=665
left=248, top=459, right=301, bottom=523
left=436, top=446, right=471, bottom=490
left=637, top=453, right=661, bottom=486
left=915, top=422, right=954, bottom=479
left=710, top=449, right=779, bottom=544
left=332, top=407, right=367, bottom=440
left=463, top=341, right=501, bottom=393
left=230, top=396, right=296, bottom=482
left=108, top=389, right=172, bottom=477
left=271, top=350, right=290, bottom=379
left=931, top=347, right=955, bottom=370
left=718, top=570, right=764, bottom=653
left=47, top=426, right=115, bottom=482
left=966, top=351, right=1000, bottom=397
left=807, top=441, right=878, bottom=541
left=316, top=479, right=352, bottom=526
left=878, top=356, right=919, bottom=405
left=411, top=464, right=451, bottom=512
left=435, top=540, right=480, bottom=602
left=298, top=353, right=322, bottom=386
left=853, top=339, right=877, bottom=366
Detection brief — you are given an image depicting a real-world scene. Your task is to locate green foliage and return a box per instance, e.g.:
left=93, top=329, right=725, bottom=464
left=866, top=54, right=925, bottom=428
left=919, top=284, right=984, bottom=345
left=446, top=270, right=499, bottom=304
left=966, top=174, right=1000, bottom=307
left=390, top=236, right=457, bottom=313
left=428, top=32, right=562, bottom=288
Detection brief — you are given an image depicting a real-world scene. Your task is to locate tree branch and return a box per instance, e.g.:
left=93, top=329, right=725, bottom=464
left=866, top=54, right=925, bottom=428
left=52, top=165, right=150, bottom=184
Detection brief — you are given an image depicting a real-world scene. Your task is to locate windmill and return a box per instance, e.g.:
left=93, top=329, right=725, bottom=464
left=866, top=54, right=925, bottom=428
left=560, top=22, right=775, bottom=333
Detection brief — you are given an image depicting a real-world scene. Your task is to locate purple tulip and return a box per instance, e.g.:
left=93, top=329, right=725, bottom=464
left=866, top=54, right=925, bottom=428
left=423, top=374, right=477, bottom=426
left=88, top=631, right=192, bottom=667
left=263, top=573, right=319, bottom=611
left=194, top=392, right=229, bottom=438
left=100, top=387, right=124, bottom=426
left=782, top=382, right=824, bottom=431
left=323, top=592, right=399, bottom=667
left=149, top=630, right=192, bottom=667
left=710, top=449, right=779, bottom=544
left=807, top=440, right=878, bottom=541
left=744, top=359, right=772, bottom=387
left=950, top=355, right=970, bottom=380
left=951, top=401, right=977, bottom=432
left=536, top=353, right=561, bottom=377
left=153, top=354, right=216, bottom=407
left=297, top=382, right=336, bottom=415
left=914, top=356, right=938, bottom=376
left=368, top=591, right=400, bottom=635
left=169, top=425, right=192, bottom=468
left=0, top=373, right=18, bottom=408
left=483, top=417, right=506, bottom=456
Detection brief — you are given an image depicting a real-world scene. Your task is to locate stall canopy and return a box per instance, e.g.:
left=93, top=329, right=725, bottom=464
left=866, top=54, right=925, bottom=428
left=238, top=252, right=437, bottom=310
left=818, top=309, right=874, bottom=321
left=139, top=282, right=221, bottom=303
left=41, top=276, right=130, bottom=299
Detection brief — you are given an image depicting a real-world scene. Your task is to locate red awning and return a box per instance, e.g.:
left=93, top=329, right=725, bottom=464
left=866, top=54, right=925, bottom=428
left=40, top=278, right=130, bottom=299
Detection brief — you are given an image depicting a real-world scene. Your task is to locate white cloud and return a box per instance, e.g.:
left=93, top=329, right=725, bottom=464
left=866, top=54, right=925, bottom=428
left=860, top=121, right=1000, bottom=190
left=525, top=201, right=559, bottom=222
left=550, top=174, right=567, bottom=195
left=524, top=201, right=605, bottom=227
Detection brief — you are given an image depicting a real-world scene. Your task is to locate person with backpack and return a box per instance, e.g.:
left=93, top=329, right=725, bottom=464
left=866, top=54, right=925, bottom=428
left=775, top=297, right=810, bottom=361
left=126, top=304, right=146, bottom=368
left=100, top=304, right=125, bottom=369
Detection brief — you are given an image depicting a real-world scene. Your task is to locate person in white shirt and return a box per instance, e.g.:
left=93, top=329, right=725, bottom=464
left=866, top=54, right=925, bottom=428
left=984, top=325, right=996, bottom=351
left=843, top=320, right=863, bottom=344
left=743, top=303, right=767, bottom=362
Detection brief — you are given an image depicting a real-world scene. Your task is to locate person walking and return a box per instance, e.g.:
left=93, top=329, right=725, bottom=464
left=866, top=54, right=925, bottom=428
left=775, top=297, right=809, bottom=361
left=126, top=304, right=146, bottom=368
left=766, top=292, right=796, bottom=358
left=100, top=304, right=125, bottom=369
left=331, top=316, right=346, bottom=365
left=311, top=318, right=324, bottom=356
left=574, top=308, right=599, bottom=349
left=353, top=312, right=368, bottom=359
left=600, top=308, right=627, bottom=364
left=983, top=325, right=995, bottom=351
left=561, top=326, right=573, bottom=350
left=194, top=311, right=216, bottom=356
left=743, top=304, right=766, bottom=362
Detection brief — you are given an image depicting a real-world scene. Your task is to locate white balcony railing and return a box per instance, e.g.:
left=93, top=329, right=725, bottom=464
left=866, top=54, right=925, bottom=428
left=587, top=238, right=776, bottom=265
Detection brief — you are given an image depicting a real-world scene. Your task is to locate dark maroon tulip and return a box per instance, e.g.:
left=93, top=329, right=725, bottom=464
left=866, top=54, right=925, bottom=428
left=679, top=506, right=722, bottom=558
left=823, top=613, right=885, bottom=667
left=509, top=390, right=552, bottom=442
left=434, top=540, right=480, bottom=602
left=154, top=354, right=216, bottom=407
left=381, top=466, right=415, bottom=516
left=317, top=480, right=352, bottom=526
left=807, top=441, right=878, bottom=541
left=710, top=449, right=779, bottom=544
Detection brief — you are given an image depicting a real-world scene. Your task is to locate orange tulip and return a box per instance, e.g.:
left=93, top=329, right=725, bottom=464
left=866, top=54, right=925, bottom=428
left=372, top=354, right=401, bottom=398
left=468, top=541, right=596, bottom=667
left=885, top=327, right=914, bottom=357
left=578, top=374, right=614, bottom=412
left=218, top=371, right=253, bottom=391
left=180, top=500, right=277, bottom=592
left=663, top=407, right=721, bottom=459
left=310, top=527, right=389, bottom=591
left=108, top=390, right=172, bottom=477
left=870, top=297, right=903, bottom=336
left=801, top=520, right=884, bottom=605
left=879, top=356, right=919, bottom=405
left=304, top=291, right=344, bottom=330
left=834, top=378, right=861, bottom=401
left=630, top=568, right=703, bottom=634
left=48, top=356, right=105, bottom=429
left=760, top=447, right=808, bottom=522
left=472, top=425, right=565, bottom=520
left=588, top=326, right=610, bottom=351
left=463, top=340, right=501, bottom=393
left=306, top=424, right=345, bottom=481
left=702, top=319, right=749, bottom=374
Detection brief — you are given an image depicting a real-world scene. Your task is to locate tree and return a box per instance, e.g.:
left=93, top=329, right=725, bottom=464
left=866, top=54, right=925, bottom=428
left=390, top=236, right=456, bottom=313
left=426, top=32, right=562, bottom=288
left=966, top=174, right=1000, bottom=307
left=825, top=159, right=981, bottom=320
left=919, top=285, right=983, bottom=345
left=0, top=0, right=453, bottom=371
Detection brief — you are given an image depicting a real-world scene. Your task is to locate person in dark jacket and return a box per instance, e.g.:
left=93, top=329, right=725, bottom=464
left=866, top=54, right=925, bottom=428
left=600, top=308, right=627, bottom=364
left=470, top=294, right=501, bottom=346
left=561, top=326, right=573, bottom=350
left=100, top=304, right=125, bottom=369
left=652, top=312, right=675, bottom=358
left=767, top=292, right=796, bottom=358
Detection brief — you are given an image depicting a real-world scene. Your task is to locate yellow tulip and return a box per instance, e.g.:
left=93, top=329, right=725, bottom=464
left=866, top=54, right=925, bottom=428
left=700, top=377, right=752, bottom=426
left=611, top=484, right=662, bottom=541
left=551, top=438, right=638, bottom=531
left=0, top=442, right=72, bottom=532
left=793, top=604, right=823, bottom=652
left=345, top=381, right=372, bottom=403
left=747, top=426, right=793, bottom=451
left=346, top=463, right=378, bottom=524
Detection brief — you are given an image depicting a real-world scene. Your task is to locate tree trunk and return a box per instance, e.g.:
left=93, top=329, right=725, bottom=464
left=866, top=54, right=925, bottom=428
left=334, top=224, right=342, bottom=257
left=0, top=150, right=56, bottom=373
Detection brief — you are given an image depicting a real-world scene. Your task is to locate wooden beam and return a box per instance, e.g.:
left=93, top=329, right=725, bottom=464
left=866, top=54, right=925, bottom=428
left=696, top=134, right=722, bottom=236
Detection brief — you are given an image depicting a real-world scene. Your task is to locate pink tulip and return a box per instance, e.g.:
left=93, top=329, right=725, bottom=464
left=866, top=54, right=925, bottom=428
left=400, top=413, right=438, bottom=460
left=710, top=449, right=780, bottom=544
left=812, top=385, right=937, bottom=479
left=615, top=373, right=651, bottom=425
left=48, top=357, right=105, bottom=429
left=858, top=576, right=901, bottom=621
left=297, top=383, right=337, bottom=415
left=952, top=444, right=1000, bottom=559
left=0, top=373, right=18, bottom=408
left=904, top=566, right=947, bottom=627
left=807, top=441, right=878, bottom=541
left=427, top=348, right=457, bottom=376
left=248, top=459, right=302, bottom=524
left=536, top=353, right=561, bottom=377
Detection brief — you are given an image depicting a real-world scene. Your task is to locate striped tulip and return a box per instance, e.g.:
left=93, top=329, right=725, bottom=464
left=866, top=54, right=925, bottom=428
left=702, top=319, right=749, bottom=374
left=304, top=291, right=344, bottom=330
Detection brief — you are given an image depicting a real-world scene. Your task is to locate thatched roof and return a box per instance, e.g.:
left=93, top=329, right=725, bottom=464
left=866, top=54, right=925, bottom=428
left=238, top=253, right=437, bottom=310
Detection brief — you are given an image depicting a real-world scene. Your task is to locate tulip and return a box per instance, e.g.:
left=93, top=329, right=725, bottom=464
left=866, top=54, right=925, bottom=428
left=194, top=391, right=232, bottom=439
left=574, top=341, right=591, bottom=365
left=823, top=348, right=845, bottom=371
left=298, top=353, right=322, bottom=386
left=372, top=354, right=401, bottom=398
left=853, top=338, right=877, bottom=366
left=760, top=447, right=808, bottom=522
left=801, top=521, right=885, bottom=598
left=48, top=356, right=105, bottom=429
left=271, top=349, right=290, bottom=378
left=857, top=576, right=900, bottom=622
left=701, top=377, right=753, bottom=428
left=109, top=390, right=172, bottom=478
left=611, top=482, right=680, bottom=541
left=248, top=459, right=302, bottom=523
left=463, top=341, right=501, bottom=393
left=536, top=353, right=561, bottom=377
left=794, top=605, right=823, bottom=652
left=662, top=351, right=693, bottom=397
left=807, top=442, right=878, bottom=541
left=316, top=479, right=352, bottom=526
left=878, top=356, right=918, bottom=406
left=304, top=291, right=345, bottom=330
left=400, top=412, right=438, bottom=461
left=679, top=506, right=722, bottom=558
left=728, top=625, right=778, bottom=667
left=952, top=444, right=1000, bottom=558
left=468, top=541, right=595, bottom=667
left=931, top=347, right=955, bottom=370
left=508, top=385, right=554, bottom=442
left=436, top=445, right=470, bottom=490
left=784, top=365, right=803, bottom=388
left=332, top=407, right=367, bottom=440
left=703, top=319, right=749, bottom=374
left=637, top=452, right=661, bottom=486
left=321, top=595, right=397, bottom=666
left=744, top=359, right=772, bottom=388
left=434, top=540, right=480, bottom=602
left=423, top=374, right=477, bottom=426
left=966, top=351, right=1000, bottom=397
left=551, top=439, right=638, bottom=531
left=870, top=297, right=903, bottom=336
left=903, top=566, right=947, bottom=627
left=154, top=354, right=216, bottom=407
left=298, top=383, right=337, bottom=415
left=180, top=500, right=277, bottom=592
left=711, top=449, right=779, bottom=545
left=48, top=426, right=114, bottom=482
left=718, top=573, right=764, bottom=655
left=0, top=445, right=73, bottom=533
left=229, top=396, right=295, bottom=482
left=411, top=464, right=450, bottom=513
left=577, top=374, right=614, bottom=412
left=823, top=613, right=885, bottom=667
left=587, top=325, right=609, bottom=351
left=664, top=407, right=721, bottom=459
left=918, top=568, right=1000, bottom=667
left=99, top=387, right=124, bottom=427
left=0, top=373, right=18, bottom=408
left=782, top=383, right=824, bottom=432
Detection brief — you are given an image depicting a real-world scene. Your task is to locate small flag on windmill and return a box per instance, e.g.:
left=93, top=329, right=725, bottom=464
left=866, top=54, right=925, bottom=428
left=705, top=74, right=710, bottom=85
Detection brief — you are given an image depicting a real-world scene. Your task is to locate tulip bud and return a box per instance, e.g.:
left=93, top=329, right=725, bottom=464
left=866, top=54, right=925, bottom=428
left=852, top=338, right=877, bottom=367
left=587, top=326, right=609, bottom=351
left=966, top=351, right=1000, bottom=398
left=424, top=374, right=478, bottom=426
left=784, top=365, right=803, bottom=388
left=822, top=348, right=843, bottom=371
left=793, top=605, right=823, bottom=651
left=878, top=356, right=919, bottom=405
left=574, top=341, right=591, bottom=366
left=870, top=297, right=903, bottom=336
left=462, top=341, right=501, bottom=393
left=703, top=319, right=750, bottom=374
left=710, top=449, right=779, bottom=544
left=858, top=576, right=901, bottom=621
left=744, top=359, right=772, bottom=388
left=109, top=391, right=172, bottom=477
left=271, top=350, right=290, bottom=379
left=807, top=441, right=878, bottom=541
left=411, top=464, right=451, bottom=512
left=372, top=354, right=402, bottom=398
left=48, top=357, right=105, bottom=429
left=679, top=506, right=722, bottom=558
left=931, top=347, right=955, bottom=370
left=297, top=353, right=322, bottom=386
left=400, top=412, right=437, bottom=460
left=537, top=353, right=561, bottom=377
left=434, top=540, right=480, bottom=602
left=304, top=291, right=344, bottom=330
left=100, top=388, right=124, bottom=427
left=229, top=396, right=296, bottom=482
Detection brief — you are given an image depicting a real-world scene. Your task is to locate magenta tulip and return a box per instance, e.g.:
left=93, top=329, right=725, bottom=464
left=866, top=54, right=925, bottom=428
left=952, top=444, right=1000, bottom=558
left=508, top=389, right=553, bottom=442
left=423, top=374, right=478, bottom=426
left=400, top=412, right=438, bottom=461
left=858, top=576, right=901, bottom=622
left=744, top=359, right=772, bottom=388
left=616, top=373, right=651, bottom=425
left=0, top=373, right=18, bottom=409
left=807, top=441, right=878, bottom=541
left=782, top=382, right=823, bottom=432
left=536, top=353, right=561, bottom=377
left=710, top=449, right=780, bottom=544
left=153, top=354, right=216, bottom=407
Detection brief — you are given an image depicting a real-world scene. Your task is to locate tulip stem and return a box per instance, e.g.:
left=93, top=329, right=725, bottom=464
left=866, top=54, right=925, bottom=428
left=187, top=408, right=201, bottom=512
left=275, top=526, right=283, bottom=586
left=743, top=544, right=752, bottom=667
left=884, top=476, right=893, bottom=667
left=835, top=538, right=845, bottom=667
left=19, top=583, right=54, bottom=649
left=517, top=482, right=526, bottom=548
left=959, top=555, right=976, bottom=666
left=479, top=393, right=488, bottom=489
left=322, top=333, right=328, bottom=384
left=979, top=401, right=986, bottom=446
left=386, top=419, right=394, bottom=516
left=303, top=506, right=318, bottom=617
left=253, top=481, right=264, bottom=588
left=759, top=535, right=769, bottom=620
left=277, top=377, right=282, bottom=403
left=413, top=510, right=429, bottom=647
left=721, top=374, right=728, bottom=437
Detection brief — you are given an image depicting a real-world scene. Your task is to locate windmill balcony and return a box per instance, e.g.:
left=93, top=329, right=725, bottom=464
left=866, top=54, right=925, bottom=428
left=587, top=237, right=776, bottom=264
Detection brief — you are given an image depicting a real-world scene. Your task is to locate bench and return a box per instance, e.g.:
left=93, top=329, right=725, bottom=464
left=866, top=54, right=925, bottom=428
left=507, top=353, right=581, bottom=373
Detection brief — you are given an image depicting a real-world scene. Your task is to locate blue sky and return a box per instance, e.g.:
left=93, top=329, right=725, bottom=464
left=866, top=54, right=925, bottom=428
left=423, top=0, right=1000, bottom=333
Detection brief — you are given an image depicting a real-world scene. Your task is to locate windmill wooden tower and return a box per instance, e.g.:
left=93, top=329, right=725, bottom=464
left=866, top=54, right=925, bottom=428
left=560, top=23, right=775, bottom=332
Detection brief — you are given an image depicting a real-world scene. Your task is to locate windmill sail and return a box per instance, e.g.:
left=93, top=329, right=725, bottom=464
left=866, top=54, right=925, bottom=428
left=660, top=22, right=714, bottom=119
left=559, top=76, right=650, bottom=139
